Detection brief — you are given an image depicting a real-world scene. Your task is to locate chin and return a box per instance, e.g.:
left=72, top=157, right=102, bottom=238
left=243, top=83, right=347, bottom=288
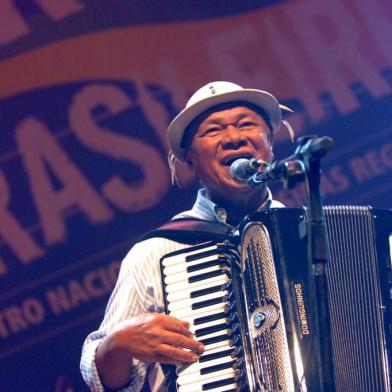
left=223, top=179, right=256, bottom=194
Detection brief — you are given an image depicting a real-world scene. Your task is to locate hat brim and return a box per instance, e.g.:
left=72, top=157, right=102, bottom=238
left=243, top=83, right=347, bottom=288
left=167, top=88, right=282, bottom=162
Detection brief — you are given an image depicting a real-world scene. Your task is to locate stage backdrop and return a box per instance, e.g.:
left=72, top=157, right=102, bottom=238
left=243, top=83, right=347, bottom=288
left=0, top=1, right=391, bottom=390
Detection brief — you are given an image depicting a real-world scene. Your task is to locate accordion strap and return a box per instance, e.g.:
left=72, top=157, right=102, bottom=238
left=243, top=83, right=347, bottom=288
left=143, top=217, right=232, bottom=244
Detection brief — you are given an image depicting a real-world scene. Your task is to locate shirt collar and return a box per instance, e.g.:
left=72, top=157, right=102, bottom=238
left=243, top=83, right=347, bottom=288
left=190, top=187, right=277, bottom=225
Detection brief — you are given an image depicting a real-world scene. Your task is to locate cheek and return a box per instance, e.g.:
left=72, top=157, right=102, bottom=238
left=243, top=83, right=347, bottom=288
left=188, top=140, right=218, bottom=163
left=254, top=134, right=274, bottom=159
left=266, top=144, right=274, bottom=161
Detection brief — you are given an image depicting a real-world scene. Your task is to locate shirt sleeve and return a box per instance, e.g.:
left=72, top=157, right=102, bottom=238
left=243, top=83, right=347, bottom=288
left=80, top=237, right=188, bottom=391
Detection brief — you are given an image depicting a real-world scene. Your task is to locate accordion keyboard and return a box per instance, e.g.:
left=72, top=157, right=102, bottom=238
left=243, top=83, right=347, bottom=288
left=161, top=242, right=247, bottom=392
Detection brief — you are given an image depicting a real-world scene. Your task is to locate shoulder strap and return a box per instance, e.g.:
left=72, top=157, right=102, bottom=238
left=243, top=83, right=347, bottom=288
left=143, top=217, right=232, bottom=244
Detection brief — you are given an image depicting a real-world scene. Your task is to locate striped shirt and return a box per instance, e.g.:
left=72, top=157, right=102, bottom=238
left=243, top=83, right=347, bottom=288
left=80, top=188, right=283, bottom=391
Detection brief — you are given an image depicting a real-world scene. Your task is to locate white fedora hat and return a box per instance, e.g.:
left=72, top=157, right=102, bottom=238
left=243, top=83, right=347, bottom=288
left=167, top=81, right=287, bottom=162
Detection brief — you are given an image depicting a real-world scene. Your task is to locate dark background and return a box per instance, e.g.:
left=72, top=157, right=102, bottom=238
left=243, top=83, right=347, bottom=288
left=0, top=1, right=391, bottom=390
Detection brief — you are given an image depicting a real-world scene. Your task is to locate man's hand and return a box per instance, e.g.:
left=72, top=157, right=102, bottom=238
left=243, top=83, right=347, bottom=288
left=110, top=313, right=204, bottom=364
left=96, top=313, right=204, bottom=389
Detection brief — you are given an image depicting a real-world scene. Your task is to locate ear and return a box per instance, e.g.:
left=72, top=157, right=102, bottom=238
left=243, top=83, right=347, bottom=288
left=268, top=137, right=274, bottom=161
left=184, top=149, right=194, bottom=168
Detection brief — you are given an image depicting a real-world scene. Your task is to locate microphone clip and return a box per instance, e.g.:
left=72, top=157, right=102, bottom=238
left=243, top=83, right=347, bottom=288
left=249, top=159, right=305, bottom=189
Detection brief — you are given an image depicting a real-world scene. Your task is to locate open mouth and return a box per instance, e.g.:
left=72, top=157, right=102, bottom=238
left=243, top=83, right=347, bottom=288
left=222, top=154, right=254, bottom=166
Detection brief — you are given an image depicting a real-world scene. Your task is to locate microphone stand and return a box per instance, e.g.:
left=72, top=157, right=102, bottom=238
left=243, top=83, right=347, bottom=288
left=251, top=135, right=336, bottom=392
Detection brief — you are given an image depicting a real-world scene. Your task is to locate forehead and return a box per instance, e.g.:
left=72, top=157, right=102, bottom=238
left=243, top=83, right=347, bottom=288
left=198, top=105, right=264, bottom=126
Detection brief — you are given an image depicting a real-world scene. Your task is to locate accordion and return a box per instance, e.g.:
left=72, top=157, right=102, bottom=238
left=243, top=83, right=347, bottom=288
left=160, top=206, right=392, bottom=392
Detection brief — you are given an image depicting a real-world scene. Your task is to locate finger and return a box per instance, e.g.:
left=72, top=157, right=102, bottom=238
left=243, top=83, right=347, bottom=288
left=163, top=332, right=204, bottom=354
left=158, top=315, right=192, bottom=337
left=165, top=321, right=193, bottom=337
left=152, top=353, right=189, bottom=366
left=156, top=344, right=199, bottom=364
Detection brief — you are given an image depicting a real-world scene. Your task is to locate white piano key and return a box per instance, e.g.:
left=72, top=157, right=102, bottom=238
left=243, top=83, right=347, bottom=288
left=165, top=274, right=228, bottom=295
left=199, top=330, right=230, bottom=345
left=166, top=277, right=227, bottom=303
left=202, top=339, right=232, bottom=353
left=163, top=254, right=220, bottom=275
left=205, top=383, right=238, bottom=392
left=176, top=355, right=233, bottom=376
left=198, top=341, right=232, bottom=356
left=164, top=264, right=222, bottom=285
left=168, top=290, right=227, bottom=312
left=175, top=345, right=233, bottom=376
left=177, top=367, right=236, bottom=387
left=162, top=245, right=218, bottom=267
left=169, top=302, right=226, bottom=320
left=179, top=305, right=227, bottom=325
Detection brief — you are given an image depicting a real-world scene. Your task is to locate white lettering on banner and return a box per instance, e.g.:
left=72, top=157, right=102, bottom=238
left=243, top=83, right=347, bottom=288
left=159, top=62, right=189, bottom=110
left=0, top=0, right=29, bottom=45
left=356, top=0, right=392, bottom=65
left=0, top=170, right=44, bottom=271
left=46, top=262, right=119, bottom=315
left=206, top=20, right=323, bottom=133
left=262, top=16, right=326, bottom=122
left=207, top=25, right=275, bottom=92
left=0, top=298, right=45, bottom=338
left=0, top=256, right=7, bottom=276
left=69, top=84, right=170, bottom=212
left=15, top=117, right=113, bottom=245
left=135, top=77, right=195, bottom=186
left=32, top=0, right=84, bottom=21
left=349, top=143, right=392, bottom=183
left=0, top=0, right=85, bottom=45
left=0, top=261, right=119, bottom=340
left=289, top=0, right=390, bottom=114
left=275, top=140, right=392, bottom=206
left=135, top=77, right=172, bottom=153
left=321, top=166, right=350, bottom=195
left=157, top=64, right=196, bottom=185
left=207, top=2, right=391, bottom=123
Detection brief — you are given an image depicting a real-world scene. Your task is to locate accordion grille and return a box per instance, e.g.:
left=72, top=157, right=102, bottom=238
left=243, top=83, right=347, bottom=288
left=325, top=206, right=389, bottom=392
left=241, top=222, right=294, bottom=392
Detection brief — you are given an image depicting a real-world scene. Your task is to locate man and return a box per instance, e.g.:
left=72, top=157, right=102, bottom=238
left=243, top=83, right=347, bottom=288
left=80, top=81, right=292, bottom=391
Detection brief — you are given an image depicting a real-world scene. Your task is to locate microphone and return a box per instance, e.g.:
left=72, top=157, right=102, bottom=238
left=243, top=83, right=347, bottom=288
left=230, top=157, right=305, bottom=187
left=229, top=136, right=333, bottom=187
left=230, top=158, right=269, bottom=183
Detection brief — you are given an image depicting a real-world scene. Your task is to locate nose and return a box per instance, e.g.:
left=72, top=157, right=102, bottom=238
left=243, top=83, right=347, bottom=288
left=221, top=125, right=247, bottom=149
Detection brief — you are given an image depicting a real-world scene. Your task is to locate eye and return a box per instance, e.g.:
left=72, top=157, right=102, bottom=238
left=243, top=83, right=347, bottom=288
left=238, top=121, right=256, bottom=129
left=201, top=126, right=222, bottom=136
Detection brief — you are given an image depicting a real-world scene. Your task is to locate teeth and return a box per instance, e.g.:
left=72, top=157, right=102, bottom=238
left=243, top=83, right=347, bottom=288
left=225, top=155, right=252, bottom=165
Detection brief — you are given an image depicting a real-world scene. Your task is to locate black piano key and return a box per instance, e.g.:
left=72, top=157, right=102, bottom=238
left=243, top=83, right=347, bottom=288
left=200, top=360, right=234, bottom=375
left=187, top=259, right=220, bottom=273
left=192, top=296, right=225, bottom=310
left=188, top=269, right=225, bottom=283
left=195, top=323, right=228, bottom=337
left=202, top=377, right=236, bottom=390
left=199, top=348, right=234, bottom=363
left=199, top=333, right=229, bottom=346
left=194, top=311, right=227, bottom=325
left=195, top=322, right=228, bottom=337
left=190, top=284, right=225, bottom=298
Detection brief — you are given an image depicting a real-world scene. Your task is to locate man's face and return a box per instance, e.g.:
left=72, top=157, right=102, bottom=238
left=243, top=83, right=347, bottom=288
left=185, top=105, right=274, bottom=202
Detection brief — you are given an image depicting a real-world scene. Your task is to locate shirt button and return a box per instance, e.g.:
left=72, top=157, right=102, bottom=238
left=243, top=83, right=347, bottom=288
left=216, top=207, right=227, bottom=223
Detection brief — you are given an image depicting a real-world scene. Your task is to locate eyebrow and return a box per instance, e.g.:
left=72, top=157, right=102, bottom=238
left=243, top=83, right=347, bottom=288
left=200, top=111, right=258, bottom=127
